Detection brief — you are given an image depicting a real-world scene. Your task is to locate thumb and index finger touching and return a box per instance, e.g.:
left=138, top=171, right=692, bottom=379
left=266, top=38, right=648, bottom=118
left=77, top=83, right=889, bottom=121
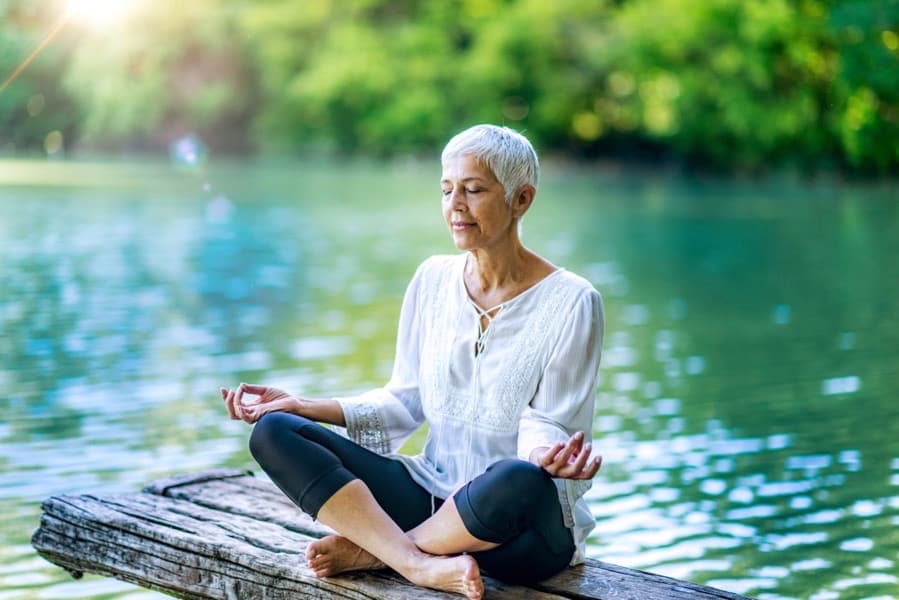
left=238, top=383, right=268, bottom=395
left=220, top=383, right=269, bottom=419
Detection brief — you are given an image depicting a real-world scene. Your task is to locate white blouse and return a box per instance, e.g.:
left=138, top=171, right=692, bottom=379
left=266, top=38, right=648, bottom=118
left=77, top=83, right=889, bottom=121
left=337, top=253, right=604, bottom=564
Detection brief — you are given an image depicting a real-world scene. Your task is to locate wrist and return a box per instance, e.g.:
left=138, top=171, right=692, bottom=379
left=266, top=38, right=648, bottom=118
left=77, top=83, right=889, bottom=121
left=292, top=397, right=309, bottom=416
left=529, top=446, right=550, bottom=466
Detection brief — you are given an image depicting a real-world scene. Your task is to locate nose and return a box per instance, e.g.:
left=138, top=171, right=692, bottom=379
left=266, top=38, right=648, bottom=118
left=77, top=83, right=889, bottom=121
left=448, top=187, right=467, bottom=210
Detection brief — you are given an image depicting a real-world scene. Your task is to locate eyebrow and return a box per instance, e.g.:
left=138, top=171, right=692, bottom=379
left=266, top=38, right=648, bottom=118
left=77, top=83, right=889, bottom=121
left=440, top=177, right=486, bottom=184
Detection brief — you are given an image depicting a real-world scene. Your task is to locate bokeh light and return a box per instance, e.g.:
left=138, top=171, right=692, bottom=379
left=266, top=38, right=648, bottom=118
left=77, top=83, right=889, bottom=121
left=66, top=0, right=140, bottom=28
left=169, top=133, right=208, bottom=172
left=43, top=130, right=63, bottom=156
left=26, top=94, right=45, bottom=117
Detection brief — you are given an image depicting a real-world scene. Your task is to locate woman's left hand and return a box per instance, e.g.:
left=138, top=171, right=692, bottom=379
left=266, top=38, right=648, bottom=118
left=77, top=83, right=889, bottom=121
left=221, top=383, right=299, bottom=425
left=531, top=431, right=602, bottom=480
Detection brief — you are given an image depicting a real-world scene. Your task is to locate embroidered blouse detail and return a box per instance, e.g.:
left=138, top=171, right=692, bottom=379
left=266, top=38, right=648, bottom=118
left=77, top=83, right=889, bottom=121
left=336, top=254, right=604, bottom=565
left=343, top=402, right=390, bottom=455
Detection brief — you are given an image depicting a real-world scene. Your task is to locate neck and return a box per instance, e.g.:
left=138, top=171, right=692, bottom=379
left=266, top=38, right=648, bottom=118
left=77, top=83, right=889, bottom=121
left=465, top=242, right=529, bottom=294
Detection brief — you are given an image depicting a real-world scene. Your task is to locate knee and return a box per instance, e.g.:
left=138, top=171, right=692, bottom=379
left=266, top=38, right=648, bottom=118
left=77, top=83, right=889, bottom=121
left=458, top=459, right=557, bottom=542
left=487, top=459, right=554, bottom=495
left=248, top=412, right=309, bottom=463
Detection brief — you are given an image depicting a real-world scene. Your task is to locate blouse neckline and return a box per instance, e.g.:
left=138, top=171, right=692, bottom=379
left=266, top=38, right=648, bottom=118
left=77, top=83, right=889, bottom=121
left=458, top=253, right=566, bottom=315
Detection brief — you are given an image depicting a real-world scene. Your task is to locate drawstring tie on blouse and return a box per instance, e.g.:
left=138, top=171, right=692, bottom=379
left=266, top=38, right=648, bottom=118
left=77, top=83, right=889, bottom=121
left=470, top=300, right=505, bottom=356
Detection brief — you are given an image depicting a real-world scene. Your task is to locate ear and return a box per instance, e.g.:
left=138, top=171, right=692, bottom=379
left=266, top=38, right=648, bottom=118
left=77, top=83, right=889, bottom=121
left=511, top=184, right=536, bottom=219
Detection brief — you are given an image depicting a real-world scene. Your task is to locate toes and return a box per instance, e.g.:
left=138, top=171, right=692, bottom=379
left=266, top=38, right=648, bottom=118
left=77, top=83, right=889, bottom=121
left=462, top=559, right=483, bottom=599
left=468, top=581, right=484, bottom=600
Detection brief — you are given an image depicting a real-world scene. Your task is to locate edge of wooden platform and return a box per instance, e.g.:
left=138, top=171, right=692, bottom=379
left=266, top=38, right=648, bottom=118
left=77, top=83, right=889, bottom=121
left=142, top=468, right=255, bottom=496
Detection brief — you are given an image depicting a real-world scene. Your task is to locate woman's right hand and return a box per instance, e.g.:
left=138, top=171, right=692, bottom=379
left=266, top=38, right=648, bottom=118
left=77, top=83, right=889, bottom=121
left=531, top=431, right=602, bottom=480
left=221, top=383, right=300, bottom=424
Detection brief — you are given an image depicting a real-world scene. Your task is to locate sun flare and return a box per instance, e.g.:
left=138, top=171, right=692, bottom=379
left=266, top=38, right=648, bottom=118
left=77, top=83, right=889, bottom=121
left=66, top=0, right=139, bottom=27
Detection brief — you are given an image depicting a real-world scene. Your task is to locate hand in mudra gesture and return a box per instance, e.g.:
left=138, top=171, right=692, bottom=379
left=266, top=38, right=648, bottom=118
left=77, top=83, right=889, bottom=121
left=532, top=431, right=602, bottom=480
left=221, top=383, right=299, bottom=424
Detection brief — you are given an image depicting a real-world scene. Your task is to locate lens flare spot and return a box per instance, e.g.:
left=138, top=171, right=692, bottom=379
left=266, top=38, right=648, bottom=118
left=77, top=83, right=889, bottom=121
left=27, top=94, right=46, bottom=117
left=44, top=130, right=64, bottom=156
left=169, top=133, right=208, bottom=171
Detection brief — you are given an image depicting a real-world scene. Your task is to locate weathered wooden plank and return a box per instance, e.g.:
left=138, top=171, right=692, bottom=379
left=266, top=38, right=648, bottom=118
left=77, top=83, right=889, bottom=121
left=32, top=491, right=564, bottom=599
left=142, top=469, right=254, bottom=496
left=32, top=470, right=754, bottom=599
left=147, top=473, right=752, bottom=600
left=152, top=473, right=334, bottom=538
left=33, top=494, right=372, bottom=600
left=536, top=561, right=749, bottom=600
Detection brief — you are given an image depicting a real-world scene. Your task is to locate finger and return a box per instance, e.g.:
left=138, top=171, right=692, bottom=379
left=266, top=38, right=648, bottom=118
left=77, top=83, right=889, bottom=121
left=564, top=432, right=588, bottom=466
left=566, top=442, right=592, bottom=476
left=582, top=455, right=603, bottom=479
left=571, top=454, right=602, bottom=480
left=555, top=434, right=581, bottom=466
left=568, top=431, right=585, bottom=454
left=571, top=442, right=592, bottom=469
left=221, top=388, right=233, bottom=418
left=247, top=399, right=279, bottom=424
left=540, top=443, right=565, bottom=467
left=241, top=383, right=269, bottom=395
left=545, top=449, right=575, bottom=477
left=234, top=382, right=247, bottom=408
left=228, top=389, right=244, bottom=419
left=223, top=388, right=238, bottom=419
left=226, top=389, right=236, bottom=418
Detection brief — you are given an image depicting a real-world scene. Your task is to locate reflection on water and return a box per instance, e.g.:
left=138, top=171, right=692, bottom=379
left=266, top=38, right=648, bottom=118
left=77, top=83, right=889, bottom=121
left=1, top=160, right=897, bottom=599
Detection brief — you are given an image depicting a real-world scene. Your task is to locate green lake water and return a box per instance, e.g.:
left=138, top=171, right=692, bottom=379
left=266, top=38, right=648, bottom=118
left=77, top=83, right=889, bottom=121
left=1, top=158, right=897, bottom=599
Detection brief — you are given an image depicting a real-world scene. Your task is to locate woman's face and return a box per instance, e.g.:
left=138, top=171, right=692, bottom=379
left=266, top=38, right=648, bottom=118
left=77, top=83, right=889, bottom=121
left=441, top=154, right=516, bottom=252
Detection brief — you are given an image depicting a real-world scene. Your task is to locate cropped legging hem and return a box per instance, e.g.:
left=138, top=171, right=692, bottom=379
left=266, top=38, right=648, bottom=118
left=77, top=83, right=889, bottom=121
left=453, top=484, right=506, bottom=543
left=296, top=465, right=355, bottom=519
left=248, top=411, right=576, bottom=585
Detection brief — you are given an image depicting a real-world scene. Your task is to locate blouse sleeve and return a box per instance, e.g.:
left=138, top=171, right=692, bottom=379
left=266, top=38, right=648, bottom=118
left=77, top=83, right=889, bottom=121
left=517, top=287, right=604, bottom=523
left=335, top=263, right=428, bottom=455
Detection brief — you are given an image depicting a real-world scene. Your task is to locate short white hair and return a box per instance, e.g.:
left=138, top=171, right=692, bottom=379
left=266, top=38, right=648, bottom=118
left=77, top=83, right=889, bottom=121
left=441, top=124, right=540, bottom=204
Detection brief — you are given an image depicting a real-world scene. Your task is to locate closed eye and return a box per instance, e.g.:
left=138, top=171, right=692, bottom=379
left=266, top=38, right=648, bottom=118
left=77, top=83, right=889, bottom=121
left=441, top=186, right=484, bottom=196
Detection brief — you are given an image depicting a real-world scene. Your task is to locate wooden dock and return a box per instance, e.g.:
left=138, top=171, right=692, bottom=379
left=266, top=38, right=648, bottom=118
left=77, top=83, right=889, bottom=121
left=31, top=469, right=752, bottom=599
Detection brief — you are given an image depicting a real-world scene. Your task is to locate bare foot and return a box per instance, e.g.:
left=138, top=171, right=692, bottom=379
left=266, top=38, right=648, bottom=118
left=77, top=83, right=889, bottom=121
left=306, top=536, right=483, bottom=599
left=408, top=554, right=484, bottom=600
left=305, top=535, right=385, bottom=577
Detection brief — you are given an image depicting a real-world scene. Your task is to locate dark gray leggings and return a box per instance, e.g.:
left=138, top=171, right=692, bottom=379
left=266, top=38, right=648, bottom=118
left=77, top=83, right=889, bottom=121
left=248, top=411, right=575, bottom=584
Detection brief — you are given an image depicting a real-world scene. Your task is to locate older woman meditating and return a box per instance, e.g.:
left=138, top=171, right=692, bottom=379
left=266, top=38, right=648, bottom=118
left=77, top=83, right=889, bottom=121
left=221, top=124, right=604, bottom=599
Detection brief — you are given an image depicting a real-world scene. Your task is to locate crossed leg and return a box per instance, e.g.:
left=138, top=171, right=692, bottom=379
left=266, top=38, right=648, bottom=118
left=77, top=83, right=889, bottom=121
left=306, top=488, right=497, bottom=575
left=307, top=457, right=574, bottom=588
left=249, top=413, right=490, bottom=598
left=309, top=480, right=486, bottom=599
left=250, top=413, right=572, bottom=597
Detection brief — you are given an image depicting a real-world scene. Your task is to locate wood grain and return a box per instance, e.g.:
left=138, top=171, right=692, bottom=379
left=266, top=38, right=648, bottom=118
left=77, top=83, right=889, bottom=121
left=31, top=470, right=752, bottom=599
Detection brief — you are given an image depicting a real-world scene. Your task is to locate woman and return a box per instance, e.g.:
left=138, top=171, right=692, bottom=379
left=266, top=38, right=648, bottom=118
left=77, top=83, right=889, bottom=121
left=221, top=124, right=604, bottom=599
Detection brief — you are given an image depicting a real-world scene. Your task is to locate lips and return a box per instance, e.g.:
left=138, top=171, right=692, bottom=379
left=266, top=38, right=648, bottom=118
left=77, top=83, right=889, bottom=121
left=452, top=221, right=475, bottom=230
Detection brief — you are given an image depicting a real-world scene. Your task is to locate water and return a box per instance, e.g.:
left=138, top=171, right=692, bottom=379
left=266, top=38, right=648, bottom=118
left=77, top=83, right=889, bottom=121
left=1, top=159, right=897, bottom=599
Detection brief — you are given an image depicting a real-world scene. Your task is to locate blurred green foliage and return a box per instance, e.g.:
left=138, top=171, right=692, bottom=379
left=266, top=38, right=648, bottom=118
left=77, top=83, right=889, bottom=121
left=0, top=4, right=75, bottom=153
left=1, top=0, right=897, bottom=172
